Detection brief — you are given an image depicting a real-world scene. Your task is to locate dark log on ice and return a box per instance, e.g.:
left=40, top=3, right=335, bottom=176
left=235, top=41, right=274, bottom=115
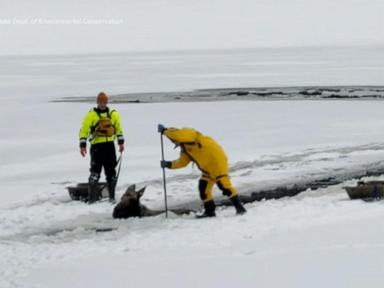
left=67, top=182, right=108, bottom=201
left=344, top=181, right=384, bottom=200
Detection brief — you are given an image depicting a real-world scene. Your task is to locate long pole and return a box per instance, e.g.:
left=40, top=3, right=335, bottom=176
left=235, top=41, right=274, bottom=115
left=114, top=153, right=123, bottom=186
left=160, top=132, right=169, bottom=218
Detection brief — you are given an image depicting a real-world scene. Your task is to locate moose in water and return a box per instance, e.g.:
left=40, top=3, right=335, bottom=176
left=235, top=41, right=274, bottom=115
left=112, top=184, right=195, bottom=219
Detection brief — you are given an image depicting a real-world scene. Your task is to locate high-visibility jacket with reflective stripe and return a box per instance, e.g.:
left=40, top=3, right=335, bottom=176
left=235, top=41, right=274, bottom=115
left=79, top=107, right=124, bottom=146
left=164, top=128, right=229, bottom=180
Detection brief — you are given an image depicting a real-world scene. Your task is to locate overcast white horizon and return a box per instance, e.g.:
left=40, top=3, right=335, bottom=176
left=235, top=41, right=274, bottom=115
left=1, top=0, right=384, bottom=56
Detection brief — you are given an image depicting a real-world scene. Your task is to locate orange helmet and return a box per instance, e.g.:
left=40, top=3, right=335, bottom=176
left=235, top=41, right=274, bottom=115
left=97, top=92, right=108, bottom=103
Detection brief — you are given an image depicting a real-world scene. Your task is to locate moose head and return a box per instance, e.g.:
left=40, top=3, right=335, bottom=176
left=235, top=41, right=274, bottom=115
left=112, top=184, right=146, bottom=219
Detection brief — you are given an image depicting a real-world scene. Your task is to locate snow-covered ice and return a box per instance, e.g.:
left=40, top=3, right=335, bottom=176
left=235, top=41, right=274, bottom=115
left=1, top=47, right=384, bottom=288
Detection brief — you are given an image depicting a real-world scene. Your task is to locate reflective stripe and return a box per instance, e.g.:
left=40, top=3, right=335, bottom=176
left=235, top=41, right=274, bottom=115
left=202, top=173, right=213, bottom=181
left=215, top=174, right=228, bottom=180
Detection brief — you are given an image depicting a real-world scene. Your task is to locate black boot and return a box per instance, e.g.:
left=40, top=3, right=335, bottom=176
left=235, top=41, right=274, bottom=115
left=230, top=195, right=246, bottom=215
left=196, top=200, right=216, bottom=218
left=88, top=182, right=98, bottom=204
left=107, top=180, right=116, bottom=203
left=88, top=173, right=99, bottom=204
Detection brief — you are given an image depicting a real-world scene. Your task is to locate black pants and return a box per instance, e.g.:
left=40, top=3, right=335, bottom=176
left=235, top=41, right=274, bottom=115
left=90, top=142, right=117, bottom=182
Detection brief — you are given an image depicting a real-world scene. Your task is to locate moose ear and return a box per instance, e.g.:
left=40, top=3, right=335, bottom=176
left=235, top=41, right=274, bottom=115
left=126, top=184, right=136, bottom=193
left=136, top=186, right=146, bottom=198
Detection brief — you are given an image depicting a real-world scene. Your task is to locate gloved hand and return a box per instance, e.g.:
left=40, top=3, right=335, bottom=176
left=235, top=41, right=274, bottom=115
left=158, top=124, right=167, bottom=134
left=118, top=144, right=124, bottom=153
left=160, top=160, right=172, bottom=169
left=80, top=147, right=87, bottom=157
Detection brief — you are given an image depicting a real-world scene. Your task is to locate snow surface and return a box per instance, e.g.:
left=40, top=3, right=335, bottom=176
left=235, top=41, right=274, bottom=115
left=1, top=48, right=384, bottom=287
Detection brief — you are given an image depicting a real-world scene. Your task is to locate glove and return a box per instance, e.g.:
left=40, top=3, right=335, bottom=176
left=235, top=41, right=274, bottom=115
left=160, top=160, right=172, bottom=169
left=80, top=147, right=87, bottom=157
left=158, top=124, right=167, bottom=134
left=118, top=144, right=124, bottom=153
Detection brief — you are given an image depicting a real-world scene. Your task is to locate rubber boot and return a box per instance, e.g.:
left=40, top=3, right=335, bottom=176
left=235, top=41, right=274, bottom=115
left=88, top=182, right=98, bottom=204
left=196, top=200, right=216, bottom=218
left=88, top=173, right=100, bottom=204
left=230, top=195, right=246, bottom=215
left=108, top=180, right=116, bottom=203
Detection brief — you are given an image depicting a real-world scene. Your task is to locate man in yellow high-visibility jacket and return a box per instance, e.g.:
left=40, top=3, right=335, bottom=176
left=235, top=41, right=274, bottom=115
left=79, top=92, right=124, bottom=203
left=159, top=125, right=246, bottom=218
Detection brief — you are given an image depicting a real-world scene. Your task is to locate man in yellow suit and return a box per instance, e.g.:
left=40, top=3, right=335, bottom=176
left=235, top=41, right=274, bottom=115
left=79, top=92, right=124, bottom=203
left=159, top=125, right=246, bottom=218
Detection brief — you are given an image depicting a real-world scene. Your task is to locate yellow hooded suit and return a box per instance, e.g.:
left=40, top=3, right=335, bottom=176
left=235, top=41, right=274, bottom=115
left=164, top=128, right=237, bottom=202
